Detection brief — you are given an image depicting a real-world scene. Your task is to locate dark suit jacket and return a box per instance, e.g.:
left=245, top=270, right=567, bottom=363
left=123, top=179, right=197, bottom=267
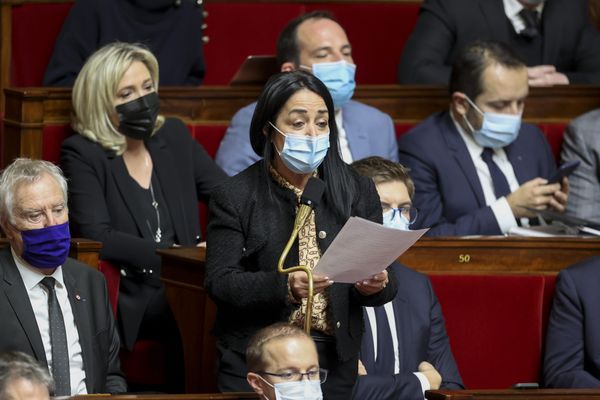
left=0, top=247, right=126, bottom=393
left=398, top=0, right=600, bottom=84
left=398, top=111, right=556, bottom=236
left=544, top=256, right=600, bottom=388
left=353, top=262, right=463, bottom=399
left=60, top=118, right=226, bottom=348
left=205, top=160, right=397, bottom=361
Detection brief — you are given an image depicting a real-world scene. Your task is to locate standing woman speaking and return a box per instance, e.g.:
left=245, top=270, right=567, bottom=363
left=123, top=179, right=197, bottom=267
left=61, top=42, right=227, bottom=392
left=205, top=70, right=397, bottom=399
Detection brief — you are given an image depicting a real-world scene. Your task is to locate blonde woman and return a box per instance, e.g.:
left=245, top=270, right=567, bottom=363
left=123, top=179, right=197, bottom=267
left=61, top=42, right=226, bottom=392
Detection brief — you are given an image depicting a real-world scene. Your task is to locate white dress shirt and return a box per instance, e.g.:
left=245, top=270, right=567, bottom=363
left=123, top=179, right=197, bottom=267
left=335, top=108, right=354, bottom=163
left=451, top=114, right=527, bottom=233
left=365, top=302, right=431, bottom=397
left=503, top=0, right=545, bottom=33
left=13, top=249, right=87, bottom=395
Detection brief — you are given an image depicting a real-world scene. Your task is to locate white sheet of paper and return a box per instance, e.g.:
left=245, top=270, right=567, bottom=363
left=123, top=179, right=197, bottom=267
left=313, top=217, right=428, bottom=283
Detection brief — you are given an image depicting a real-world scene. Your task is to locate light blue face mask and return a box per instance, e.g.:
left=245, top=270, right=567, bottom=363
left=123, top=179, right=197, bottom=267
left=269, top=122, right=330, bottom=174
left=383, top=208, right=412, bottom=231
left=309, top=61, right=356, bottom=109
left=463, top=96, right=522, bottom=149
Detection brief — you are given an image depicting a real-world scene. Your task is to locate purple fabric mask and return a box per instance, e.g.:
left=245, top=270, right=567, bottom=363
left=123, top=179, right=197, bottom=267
left=20, top=222, right=71, bottom=269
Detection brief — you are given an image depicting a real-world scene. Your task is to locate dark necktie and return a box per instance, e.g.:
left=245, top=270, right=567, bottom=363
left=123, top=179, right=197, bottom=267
left=481, top=148, right=512, bottom=199
left=519, top=8, right=540, bottom=39
left=373, top=306, right=395, bottom=374
left=40, top=277, right=71, bottom=396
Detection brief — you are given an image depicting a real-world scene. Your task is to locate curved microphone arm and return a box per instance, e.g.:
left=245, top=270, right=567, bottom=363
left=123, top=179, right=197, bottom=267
left=277, top=204, right=315, bottom=334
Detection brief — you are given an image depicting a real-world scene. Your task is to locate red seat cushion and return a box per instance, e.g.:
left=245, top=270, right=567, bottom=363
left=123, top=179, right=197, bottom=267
left=536, top=123, right=567, bottom=163
left=429, top=274, right=546, bottom=389
left=11, top=3, right=72, bottom=86
left=42, top=124, right=74, bottom=164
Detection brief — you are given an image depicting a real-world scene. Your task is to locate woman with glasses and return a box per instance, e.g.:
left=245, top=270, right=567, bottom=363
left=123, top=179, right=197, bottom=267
left=205, top=70, right=397, bottom=399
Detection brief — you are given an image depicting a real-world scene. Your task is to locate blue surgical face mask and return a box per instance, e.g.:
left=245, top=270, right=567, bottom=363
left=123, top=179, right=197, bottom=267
left=269, top=122, right=330, bottom=174
left=20, top=222, right=71, bottom=269
left=463, top=96, right=521, bottom=149
left=383, top=208, right=411, bottom=231
left=306, top=61, right=356, bottom=109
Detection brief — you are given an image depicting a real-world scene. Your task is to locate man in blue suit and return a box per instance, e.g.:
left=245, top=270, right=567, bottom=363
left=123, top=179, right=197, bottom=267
left=544, top=256, right=600, bottom=388
left=215, top=11, right=398, bottom=176
left=398, top=40, right=568, bottom=236
left=352, top=156, right=463, bottom=399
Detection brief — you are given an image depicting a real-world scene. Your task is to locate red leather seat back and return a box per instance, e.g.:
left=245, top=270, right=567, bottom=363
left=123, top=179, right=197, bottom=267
left=98, top=259, right=120, bottom=317
left=429, top=274, right=547, bottom=389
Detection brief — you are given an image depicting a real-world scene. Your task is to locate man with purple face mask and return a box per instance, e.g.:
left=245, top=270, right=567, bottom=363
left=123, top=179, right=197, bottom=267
left=351, top=157, right=463, bottom=399
left=399, top=40, right=569, bottom=237
left=0, top=158, right=126, bottom=396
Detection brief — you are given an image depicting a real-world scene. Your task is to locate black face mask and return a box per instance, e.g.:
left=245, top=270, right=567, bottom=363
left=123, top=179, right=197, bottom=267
left=129, top=0, right=175, bottom=11
left=116, top=92, right=160, bottom=140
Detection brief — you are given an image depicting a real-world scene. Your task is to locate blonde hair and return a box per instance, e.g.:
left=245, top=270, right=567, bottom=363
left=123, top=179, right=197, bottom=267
left=71, top=42, right=164, bottom=155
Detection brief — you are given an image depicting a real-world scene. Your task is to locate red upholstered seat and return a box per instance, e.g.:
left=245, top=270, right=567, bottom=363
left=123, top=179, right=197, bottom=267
left=97, top=260, right=166, bottom=387
left=429, top=274, right=550, bottom=389
left=11, top=3, right=72, bottom=86
left=537, top=122, right=567, bottom=162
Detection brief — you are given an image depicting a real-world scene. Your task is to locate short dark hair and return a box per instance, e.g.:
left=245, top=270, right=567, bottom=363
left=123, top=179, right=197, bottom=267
left=0, top=351, right=53, bottom=397
left=246, top=323, right=314, bottom=372
left=250, top=69, right=358, bottom=220
left=276, top=10, right=337, bottom=67
left=449, top=40, right=526, bottom=100
left=352, top=156, right=415, bottom=198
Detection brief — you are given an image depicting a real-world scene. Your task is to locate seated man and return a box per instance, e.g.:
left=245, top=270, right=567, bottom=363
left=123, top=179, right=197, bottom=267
left=246, top=323, right=324, bottom=400
left=544, top=256, right=600, bottom=387
left=398, top=0, right=600, bottom=86
left=215, top=10, right=398, bottom=176
left=560, top=109, right=600, bottom=223
left=0, top=158, right=126, bottom=395
left=398, top=40, right=568, bottom=236
left=352, top=156, right=463, bottom=399
left=0, top=351, right=53, bottom=400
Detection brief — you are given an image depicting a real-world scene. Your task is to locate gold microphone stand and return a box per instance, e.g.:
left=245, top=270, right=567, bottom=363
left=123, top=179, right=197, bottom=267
left=277, top=204, right=315, bottom=334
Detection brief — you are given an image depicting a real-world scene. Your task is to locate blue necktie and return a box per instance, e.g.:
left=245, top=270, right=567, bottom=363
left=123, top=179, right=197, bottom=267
left=373, top=306, right=395, bottom=374
left=481, top=148, right=512, bottom=199
left=40, top=277, right=71, bottom=396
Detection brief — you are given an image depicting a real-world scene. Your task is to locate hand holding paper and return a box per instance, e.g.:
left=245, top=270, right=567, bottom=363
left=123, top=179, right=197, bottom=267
left=314, top=217, right=428, bottom=283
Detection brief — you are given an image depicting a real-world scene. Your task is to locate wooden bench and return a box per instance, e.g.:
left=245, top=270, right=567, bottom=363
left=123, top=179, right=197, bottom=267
left=158, top=239, right=600, bottom=392
left=4, top=85, right=600, bottom=168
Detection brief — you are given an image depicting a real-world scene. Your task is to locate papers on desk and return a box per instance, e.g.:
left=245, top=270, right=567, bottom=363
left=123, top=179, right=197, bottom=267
left=313, top=217, right=428, bottom=283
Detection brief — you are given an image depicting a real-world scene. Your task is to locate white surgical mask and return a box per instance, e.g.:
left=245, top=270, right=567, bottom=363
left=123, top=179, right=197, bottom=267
left=463, top=96, right=521, bottom=149
left=383, top=208, right=412, bottom=231
left=258, top=375, right=323, bottom=400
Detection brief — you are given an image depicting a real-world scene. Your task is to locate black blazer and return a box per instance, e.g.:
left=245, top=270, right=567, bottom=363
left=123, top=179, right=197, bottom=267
left=205, top=160, right=398, bottom=361
left=61, top=118, right=226, bottom=348
left=398, top=0, right=600, bottom=84
left=0, top=247, right=126, bottom=394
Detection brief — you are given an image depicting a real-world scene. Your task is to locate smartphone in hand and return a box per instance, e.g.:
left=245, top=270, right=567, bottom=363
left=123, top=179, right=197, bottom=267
left=548, top=160, right=580, bottom=184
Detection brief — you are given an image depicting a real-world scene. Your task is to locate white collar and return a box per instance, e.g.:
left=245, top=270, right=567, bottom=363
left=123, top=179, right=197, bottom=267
left=503, top=0, right=545, bottom=20
left=11, top=247, right=65, bottom=291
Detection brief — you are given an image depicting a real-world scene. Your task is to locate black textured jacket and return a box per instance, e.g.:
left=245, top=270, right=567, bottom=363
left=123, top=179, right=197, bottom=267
left=205, top=160, right=397, bottom=361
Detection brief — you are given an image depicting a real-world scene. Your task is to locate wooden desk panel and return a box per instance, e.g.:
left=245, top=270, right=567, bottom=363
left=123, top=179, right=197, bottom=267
left=400, top=236, right=600, bottom=274
left=68, top=394, right=258, bottom=400
left=5, top=85, right=600, bottom=168
left=426, top=389, right=600, bottom=400
left=158, top=247, right=217, bottom=394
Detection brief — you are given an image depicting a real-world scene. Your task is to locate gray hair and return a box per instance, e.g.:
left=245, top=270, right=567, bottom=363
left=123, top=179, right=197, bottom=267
left=71, top=41, right=164, bottom=155
left=0, top=158, right=68, bottom=226
left=0, top=351, right=54, bottom=398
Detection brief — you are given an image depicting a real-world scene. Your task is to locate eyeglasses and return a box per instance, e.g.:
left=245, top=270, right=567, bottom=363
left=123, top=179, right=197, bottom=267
left=382, top=206, right=418, bottom=224
left=260, top=368, right=328, bottom=383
